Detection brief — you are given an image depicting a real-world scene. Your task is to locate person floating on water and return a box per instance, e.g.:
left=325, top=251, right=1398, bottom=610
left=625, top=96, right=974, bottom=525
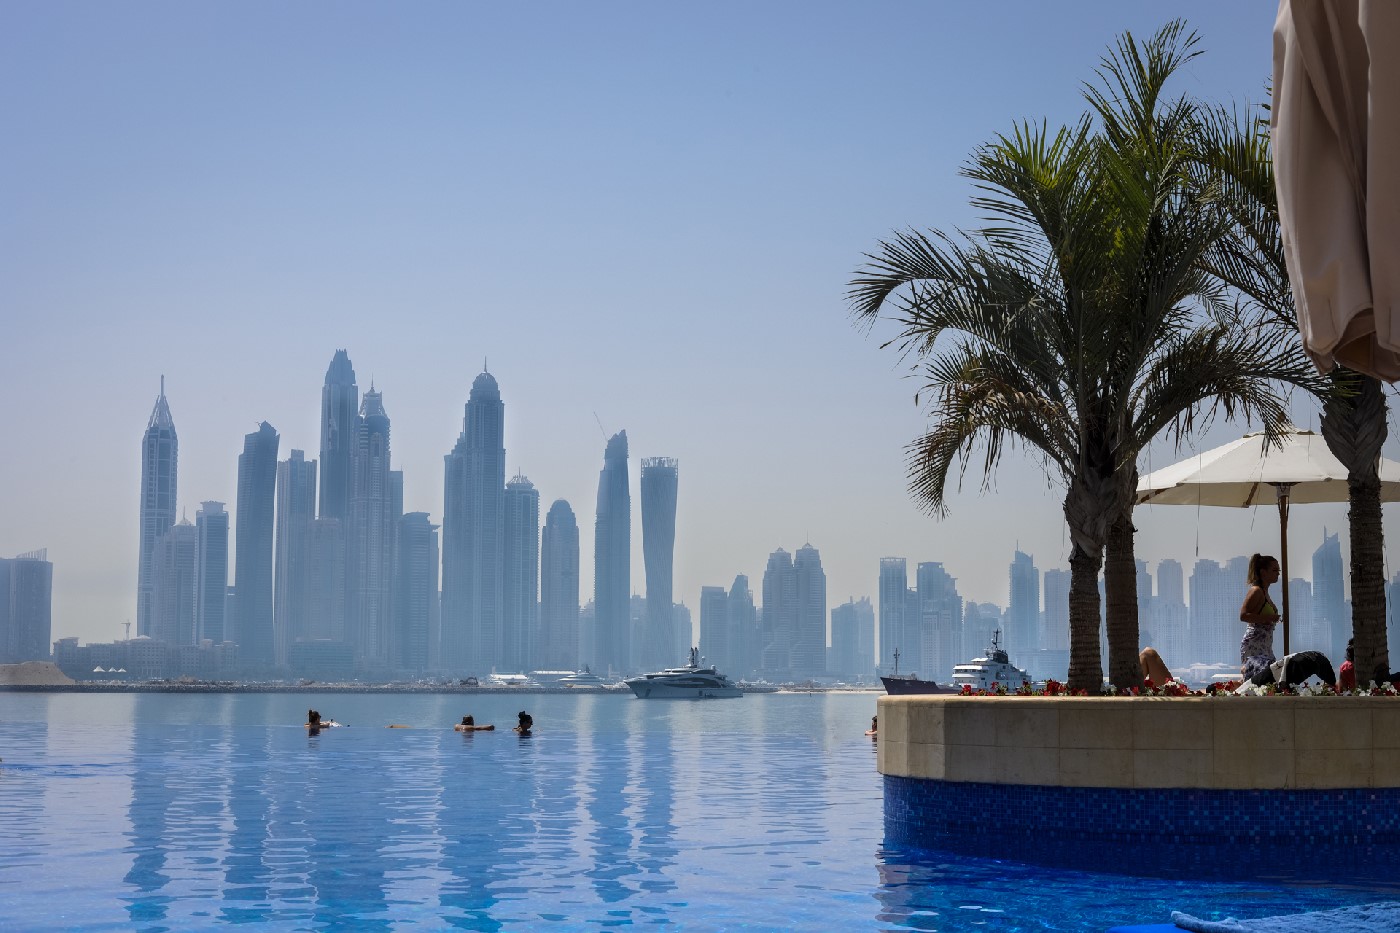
left=513, top=711, right=533, bottom=735
left=306, top=709, right=340, bottom=729
left=455, top=715, right=495, bottom=732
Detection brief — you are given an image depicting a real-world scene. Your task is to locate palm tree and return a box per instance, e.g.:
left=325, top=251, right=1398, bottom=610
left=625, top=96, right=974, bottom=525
left=850, top=23, right=1313, bottom=692
left=1195, top=105, right=1390, bottom=684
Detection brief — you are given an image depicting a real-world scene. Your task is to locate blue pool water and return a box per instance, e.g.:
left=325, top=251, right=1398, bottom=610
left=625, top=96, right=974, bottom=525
left=1, top=692, right=1395, bottom=931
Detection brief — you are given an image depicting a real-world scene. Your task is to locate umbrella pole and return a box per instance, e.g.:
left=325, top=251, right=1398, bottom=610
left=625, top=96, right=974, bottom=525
left=1275, top=483, right=1293, bottom=655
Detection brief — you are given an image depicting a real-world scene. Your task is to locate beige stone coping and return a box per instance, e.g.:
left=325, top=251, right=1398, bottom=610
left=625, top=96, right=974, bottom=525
left=877, top=695, right=1400, bottom=790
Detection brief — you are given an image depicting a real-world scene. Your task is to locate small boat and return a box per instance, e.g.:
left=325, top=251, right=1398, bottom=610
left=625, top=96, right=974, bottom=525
left=625, top=648, right=743, bottom=699
left=951, top=631, right=1032, bottom=692
left=880, top=648, right=955, bottom=695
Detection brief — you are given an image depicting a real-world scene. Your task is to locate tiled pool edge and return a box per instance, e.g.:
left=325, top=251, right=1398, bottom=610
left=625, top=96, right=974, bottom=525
left=880, top=695, right=1400, bottom=849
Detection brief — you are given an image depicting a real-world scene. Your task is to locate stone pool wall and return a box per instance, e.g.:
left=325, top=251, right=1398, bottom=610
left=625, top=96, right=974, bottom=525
left=879, top=695, right=1400, bottom=850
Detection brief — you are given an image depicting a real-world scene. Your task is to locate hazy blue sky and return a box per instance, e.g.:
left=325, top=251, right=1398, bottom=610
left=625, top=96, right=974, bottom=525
left=6, top=2, right=1398, bottom=647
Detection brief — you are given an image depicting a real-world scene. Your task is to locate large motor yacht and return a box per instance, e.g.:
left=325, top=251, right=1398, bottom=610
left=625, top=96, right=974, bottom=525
left=625, top=648, right=743, bottom=699
left=951, top=631, right=1032, bottom=692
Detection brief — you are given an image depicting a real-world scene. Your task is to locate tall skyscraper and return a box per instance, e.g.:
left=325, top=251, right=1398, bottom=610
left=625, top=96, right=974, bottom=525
left=1041, top=568, right=1071, bottom=653
left=137, top=379, right=177, bottom=638
left=304, top=518, right=346, bottom=643
left=349, top=389, right=394, bottom=667
left=1189, top=557, right=1245, bottom=665
left=195, top=502, right=229, bottom=644
left=760, top=547, right=796, bottom=678
left=274, top=450, right=317, bottom=666
left=729, top=574, right=757, bottom=678
left=1149, top=559, right=1187, bottom=668
left=698, top=585, right=732, bottom=673
left=0, top=550, right=53, bottom=663
left=916, top=562, right=961, bottom=682
left=395, top=512, right=439, bottom=673
left=539, top=499, right=580, bottom=671
left=442, top=371, right=505, bottom=673
left=152, top=518, right=197, bottom=647
left=319, top=351, right=358, bottom=522
left=878, top=558, right=910, bottom=673
left=639, top=457, right=679, bottom=671
left=235, top=422, right=279, bottom=668
left=1007, top=550, right=1040, bottom=655
left=593, top=430, right=630, bottom=675
left=502, top=474, right=540, bottom=672
left=791, top=544, right=827, bottom=679
left=1313, top=530, right=1347, bottom=661
left=829, top=596, right=875, bottom=680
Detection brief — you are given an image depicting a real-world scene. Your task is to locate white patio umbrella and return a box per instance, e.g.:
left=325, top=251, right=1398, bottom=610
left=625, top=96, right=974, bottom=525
left=1136, top=429, right=1400, bottom=652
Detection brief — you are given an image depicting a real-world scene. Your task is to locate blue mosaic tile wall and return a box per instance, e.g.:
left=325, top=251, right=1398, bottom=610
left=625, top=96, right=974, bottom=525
left=885, top=775, right=1400, bottom=882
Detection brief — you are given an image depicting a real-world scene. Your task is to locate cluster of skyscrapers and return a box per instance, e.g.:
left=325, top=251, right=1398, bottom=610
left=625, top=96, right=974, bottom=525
left=114, top=353, right=703, bottom=681
left=13, top=354, right=1395, bottom=686
left=876, top=537, right=1400, bottom=684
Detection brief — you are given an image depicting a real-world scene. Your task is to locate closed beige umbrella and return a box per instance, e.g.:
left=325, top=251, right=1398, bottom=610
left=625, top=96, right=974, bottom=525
left=1273, top=0, right=1400, bottom=380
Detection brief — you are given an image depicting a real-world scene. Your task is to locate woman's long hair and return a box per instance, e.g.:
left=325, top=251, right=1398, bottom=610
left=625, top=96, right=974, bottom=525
left=1246, top=553, right=1278, bottom=586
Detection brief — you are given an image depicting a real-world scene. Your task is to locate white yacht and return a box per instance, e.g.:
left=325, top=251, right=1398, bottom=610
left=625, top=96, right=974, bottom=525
left=557, top=667, right=609, bottom=688
left=951, top=631, right=1032, bottom=692
left=625, top=648, right=743, bottom=699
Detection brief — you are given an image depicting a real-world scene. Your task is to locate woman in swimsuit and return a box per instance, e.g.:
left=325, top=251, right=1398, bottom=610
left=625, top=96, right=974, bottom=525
left=1239, top=553, right=1281, bottom=682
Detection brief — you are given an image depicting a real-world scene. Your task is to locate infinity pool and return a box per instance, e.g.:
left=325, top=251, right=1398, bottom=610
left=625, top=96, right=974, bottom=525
left=1, top=692, right=1393, bottom=931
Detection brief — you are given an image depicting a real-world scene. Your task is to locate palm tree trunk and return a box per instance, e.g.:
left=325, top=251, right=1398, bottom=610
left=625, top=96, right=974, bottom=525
left=1320, top=370, right=1390, bottom=684
left=1064, top=474, right=1110, bottom=693
left=1104, top=507, right=1144, bottom=691
left=1067, top=544, right=1105, bottom=692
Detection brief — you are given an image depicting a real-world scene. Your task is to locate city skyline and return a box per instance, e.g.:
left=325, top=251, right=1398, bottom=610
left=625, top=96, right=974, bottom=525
left=8, top=3, right=1400, bottom=649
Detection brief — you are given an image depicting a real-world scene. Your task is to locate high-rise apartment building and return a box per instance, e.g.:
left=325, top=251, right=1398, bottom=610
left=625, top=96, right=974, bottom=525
left=729, top=574, right=757, bottom=678
left=1148, top=559, right=1188, bottom=667
left=235, top=422, right=279, bottom=668
left=698, top=585, right=731, bottom=673
left=137, top=379, right=177, bottom=637
left=639, top=457, right=679, bottom=673
left=395, top=512, right=439, bottom=673
left=593, top=431, right=630, bottom=675
left=539, top=499, right=580, bottom=671
left=1189, top=557, right=1246, bottom=665
left=916, top=562, right=961, bottom=682
left=878, top=558, right=910, bottom=673
left=1289, top=577, right=1319, bottom=652
left=152, top=519, right=197, bottom=647
left=195, top=502, right=229, bottom=644
left=1041, top=568, right=1070, bottom=653
left=274, top=450, right=317, bottom=666
left=1313, top=531, right=1347, bottom=661
left=319, top=351, right=358, bottom=522
left=0, top=550, right=53, bottom=663
left=1007, top=550, right=1039, bottom=655
left=829, top=596, right=875, bottom=680
left=442, top=371, right=505, bottom=673
left=349, top=389, right=394, bottom=667
left=760, top=548, right=796, bottom=678
left=304, top=518, right=346, bottom=643
left=502, top=474, right=539, bottom=673
left=791, top=544, right=827, bottom=679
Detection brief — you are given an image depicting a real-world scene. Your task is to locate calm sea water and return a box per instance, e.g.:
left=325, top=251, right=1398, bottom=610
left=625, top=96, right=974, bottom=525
left=1, top=692, right=1393, bottom=932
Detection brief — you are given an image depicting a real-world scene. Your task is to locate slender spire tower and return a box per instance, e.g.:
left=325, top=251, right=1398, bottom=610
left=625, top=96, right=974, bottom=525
left=137, top=377, right=178, bottom=637
left=593, top=430, right=630, bottom=675
left=319, top=350, right=358, bottom=521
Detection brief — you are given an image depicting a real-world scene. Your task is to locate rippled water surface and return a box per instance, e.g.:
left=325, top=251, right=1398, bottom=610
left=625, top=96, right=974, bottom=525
left=1, top=692, right=1394, bottom=931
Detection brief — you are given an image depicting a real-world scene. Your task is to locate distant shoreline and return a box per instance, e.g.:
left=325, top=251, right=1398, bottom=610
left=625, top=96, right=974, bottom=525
left=0, top=683, right=881, bottom=695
